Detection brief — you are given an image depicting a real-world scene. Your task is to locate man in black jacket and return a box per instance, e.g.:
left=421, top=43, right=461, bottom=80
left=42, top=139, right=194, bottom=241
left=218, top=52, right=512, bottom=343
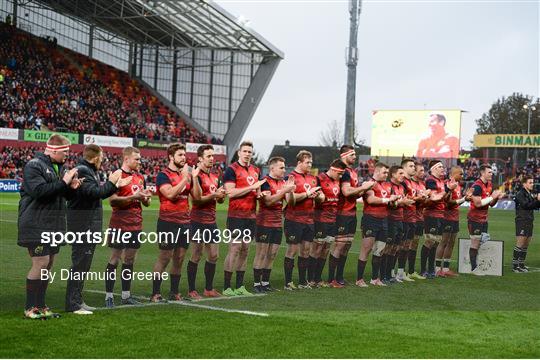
left=65, top=144, right=132, bottom=314
left=512, top=175, right=540, bottom=272
left=18, top=134, right=81, bottom=319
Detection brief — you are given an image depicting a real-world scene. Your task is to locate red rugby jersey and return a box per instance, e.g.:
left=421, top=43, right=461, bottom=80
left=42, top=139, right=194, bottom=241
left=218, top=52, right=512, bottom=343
left=389, top=181, right=405, bottom=221
left=284, top=170, right=317, bottom=224
left=362, top=179, right=392, bottom=219
left=223, top=162, right=260, bottom=219
left=445, top=181, right=462, bottom=222
left=191, top=170, right=219, bottom=224
left=156, top=168, right=191, bottom=224
left=467, top=179, right=493, bottom=223
left=315, top=172, right=340, bottom=223
left=337, top=167, right=359, bottom=217
left=109, top=170, right=145, bottom=231
left=402, top=177, right=417, bottom=222
left=423, top=175, right=446, bottom=219
left=257, top=176, right=285, bottom=228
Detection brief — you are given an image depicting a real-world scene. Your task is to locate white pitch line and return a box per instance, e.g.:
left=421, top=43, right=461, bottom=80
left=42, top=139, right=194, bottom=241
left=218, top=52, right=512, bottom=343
left=0, top=219, right=17, bottom=223
left=85, top=289, right=269, bottom=317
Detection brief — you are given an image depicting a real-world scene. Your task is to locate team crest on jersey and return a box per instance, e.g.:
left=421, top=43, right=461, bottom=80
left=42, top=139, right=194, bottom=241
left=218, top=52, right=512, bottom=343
left=246, top=176, right=255, bottom=185
left=332, top=187, right=339, bottom=196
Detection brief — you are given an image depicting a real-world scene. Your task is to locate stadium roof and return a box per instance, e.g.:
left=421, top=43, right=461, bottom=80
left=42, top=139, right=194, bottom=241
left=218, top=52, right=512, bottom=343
left=36, top=0, right=284, bottom=58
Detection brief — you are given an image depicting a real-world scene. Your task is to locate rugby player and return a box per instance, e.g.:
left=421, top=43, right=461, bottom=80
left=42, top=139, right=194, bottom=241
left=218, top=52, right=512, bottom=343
left=283, top=150, right=322, bottom=290
left=18, top=134, right=81, bottom=319
left=407, top=162, right=430, bottom=279
left=187, top=144, right=226, bottom=299
left=150, top=144, right=191, bottom=302
left=356, top=163, right=398, bottom=287
left=223, top=141, right=265, bottom=296
left=512, top=175, right=540, bottom=272
left=467, top=164, right=503, bottom=275
left=312, top=159, right=346, bottom=288
left=420, top=160, right=453, bottom=279
left=253, top=157, right=296, bottom=292
left=331, top=145, right=375, bottom=286
left=385, top=166, right=415, bottom=284
left=435, top=166, right=472, bottom=277
left=104, top=146, right=152, bottom=307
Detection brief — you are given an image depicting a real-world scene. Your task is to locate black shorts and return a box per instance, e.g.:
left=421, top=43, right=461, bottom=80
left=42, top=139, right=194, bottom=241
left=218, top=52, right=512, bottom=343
left=443, top=219, right=459, bottom=234
left=25, top=243, right=61, bottom=257
left=361, top=214, right=388, bottom=242
left=315, top=221, right=337, bottom=240
left=227, top=217, right=256, bottom=242
left=191, top=222, right=220, bottom=244
left=336, top=215, right=357, bottom=237
left=157, top=220, right=190, bottom=250
left=256, top=226, right=283, bottom=245
left=424, top=217, right=443, bottom=236
left=403, top=222, right=416, bottom=240
left=468, top=221, right=488, bottom=236
left=284, top=219, right=314, bottom=244
left=387, top=219, right=404, bottom=244
left=415, top=221, right=424, bottom=236
left=515, top=219, right=533, bottom=237
left=108, top=230, right=142, bottom=249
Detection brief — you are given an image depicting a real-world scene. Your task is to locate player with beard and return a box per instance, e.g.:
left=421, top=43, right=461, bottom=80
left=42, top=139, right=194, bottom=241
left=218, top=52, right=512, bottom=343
left=467, top=164, right=503, bottom=275
left=150, top=144, right=192, bottom=302
left=331, top=145, right=375, bottom=286
left=419, top=160, right=454, bottom=279
left=253, top=157, right=296, bottom=292
left=310, top=159, right=346, bottom=288
left=186, top=145, right=226, bottom=299
left=435, top=166, right=472, bottom=277
left=223, top=141, right=265, bottom=296
left=512, top=175, right=540, bottom=272
left=283, top=150, right=322, bottom=290
left=105, top=146, right=152, bottom=307
left=356, top=163, right=398, bottom=287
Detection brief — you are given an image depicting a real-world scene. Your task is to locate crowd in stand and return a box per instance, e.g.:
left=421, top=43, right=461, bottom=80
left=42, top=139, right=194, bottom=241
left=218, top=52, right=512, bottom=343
left=0, top=23, right=221, bottom=145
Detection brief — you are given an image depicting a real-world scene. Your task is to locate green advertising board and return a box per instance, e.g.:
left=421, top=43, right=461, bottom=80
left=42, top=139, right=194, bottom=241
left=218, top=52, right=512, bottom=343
left=23, top=130, right=80, bottom=144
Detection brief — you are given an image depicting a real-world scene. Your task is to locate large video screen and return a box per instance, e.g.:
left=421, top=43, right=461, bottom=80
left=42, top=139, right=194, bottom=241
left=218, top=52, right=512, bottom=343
left=370, top=110, right=462, bottom=158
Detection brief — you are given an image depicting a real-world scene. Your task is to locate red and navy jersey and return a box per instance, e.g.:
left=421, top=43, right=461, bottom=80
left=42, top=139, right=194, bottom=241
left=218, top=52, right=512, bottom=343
left=315, top=172, right=340, bottom=223
left=223, top=162, right=261, bottom=219
left=191, top=170, right=220, bottom=224
left=156, top=168, right=191, bottom=224
left=389, top=181, right=405, bottom=221
left=415, top=179, right=426, bottom=222
left=257, top=176, right=285, bottom=228
left=423, top=175, right=446, bottom=218
left=285, top=170, right=318, bottom=224
left=402, top=177, right=417, bottom=222
left=337, top=167, right=359, bottom=216
left=445, top=181, right=462, bottom=222
left=109, top=170, right=145, bottom=231
left=468, top=179, right=493, bottom=223
left=362, top=179, right=392, bottom=219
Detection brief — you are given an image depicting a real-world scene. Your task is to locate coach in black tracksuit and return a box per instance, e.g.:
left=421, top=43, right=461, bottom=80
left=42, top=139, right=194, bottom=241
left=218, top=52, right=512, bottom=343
left=65, top=144, right=128, bottom=313
left=512, top=175, right=540, bottom=272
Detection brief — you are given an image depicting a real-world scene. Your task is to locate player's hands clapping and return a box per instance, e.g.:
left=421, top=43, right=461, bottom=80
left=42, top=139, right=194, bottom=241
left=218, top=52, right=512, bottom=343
left=447, top=179, right=458, bottom=190
left=181, top=164, right=190, bottom=179
left=306, top=186, right=321, bottom=198
left=62, top=168, right=78, bottom=185
left=109, top=169, right=132, bottom=187
left=251, top=179, right=267, bottom=191
left=282, top=178, right=296, bottom=194
left=360, top=180, right=376, bottom=191
left=214, top=186, right=226, bottom=200
left=191, top=166, right=201, bottom=179
left=492, top=190, right=503, bottom=200
left=464, top=187, right=474, bottom=201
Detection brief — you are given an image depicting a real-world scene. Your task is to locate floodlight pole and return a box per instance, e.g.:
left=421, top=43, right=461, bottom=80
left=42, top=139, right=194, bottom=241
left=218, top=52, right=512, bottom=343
left=344, top=0, right=362, bottom=146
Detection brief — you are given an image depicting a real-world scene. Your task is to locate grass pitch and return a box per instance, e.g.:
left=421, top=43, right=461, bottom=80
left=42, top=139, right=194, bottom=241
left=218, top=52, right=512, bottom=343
left=0, top=192, right=539, bottom=358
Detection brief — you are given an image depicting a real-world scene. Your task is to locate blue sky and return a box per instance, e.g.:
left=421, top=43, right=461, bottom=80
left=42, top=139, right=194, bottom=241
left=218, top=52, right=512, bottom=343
left=216, top=0, right=539, bottom=158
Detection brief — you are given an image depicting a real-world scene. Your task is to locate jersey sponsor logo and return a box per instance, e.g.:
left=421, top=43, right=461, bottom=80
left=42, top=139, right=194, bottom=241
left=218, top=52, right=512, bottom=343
left=381, top=190, right=388, bottom=197
left=303, top=183, right=311, bottom=192
left=131, top=184, right=141, bottom=193
left=246, top=175, right=255, bottom=185
left=332, top=187, right=339, bottom=196
left=209, top=184, right=216, bottom=193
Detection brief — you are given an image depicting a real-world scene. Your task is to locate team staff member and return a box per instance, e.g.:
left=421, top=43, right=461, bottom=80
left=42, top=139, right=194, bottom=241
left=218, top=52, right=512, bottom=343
left=512, top=175, right=539, bottom=272
left=187, top=144, right=226, bottom=300
left=65, top=144, right=131, bottom=314
left=467, top=164, right=503, bottom=276
left=18, top=134, right=81, bottom=319
left=150, top=143, right=192, bottom=302
left=253, top=157, right=296, bottom=292
left=104, top=147, right=152, bottom=307
left=223, top=141, right=265, bottom=296
left=283, top=150, right=322, bottom=290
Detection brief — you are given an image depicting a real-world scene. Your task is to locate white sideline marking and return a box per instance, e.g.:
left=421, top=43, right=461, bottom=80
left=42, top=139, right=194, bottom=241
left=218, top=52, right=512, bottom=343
left=85, top=289, right=269, bottom=317
left=0, top=219, right=17, bottom=223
